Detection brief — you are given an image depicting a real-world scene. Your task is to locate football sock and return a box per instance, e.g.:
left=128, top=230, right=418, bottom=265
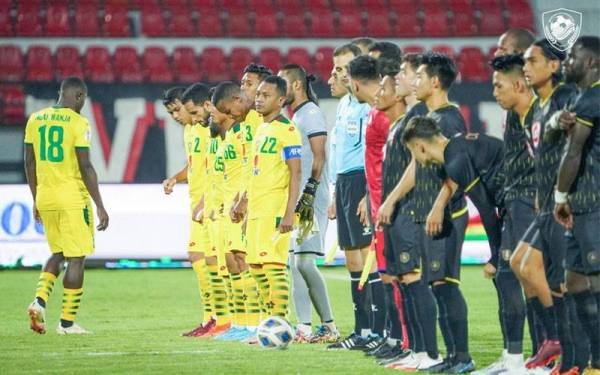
left=572, top=289, right=600, bottom=367
left=230, top=273, right=246, bottom=327
left=434, top=283, right=471, bottom=362
left=289, top=253, right=312, bottom=325
left=368, top=272, right=386, bottom=337
left=60, top=288, right=83, bottom=328
left=554, top=296, right=575, bottom=372
left=191, top=260, right=213, bottom=323
left=402, top=283, right=422, bottom=351
left=35, top=271, right=57, bottom=308
left=263, top=264, right=289, bottom=318
left=384, top=282, right=403, bottom=341
left=527, top=297, right=547, bottom=353
left=407, top=280, right=439, bottom=359
left=566, top=293, right=591, bottom=370
left=492, top=279, right=508, bottom=350
left=540, top=304, right=559, bottom=341
left=350, top=271, right=371, bottom=336
left=249, top=267, right=270, bottom=317
left=241, top=270, right=261, bottom=327
left=496, top=271, right=525, bottom=354
left=432, top=284, right=456, bottom=358
left=223, top=276, right=235, bottom=319
left=296, top=253, right=334, bottom=323
left=208, top=264, right=230, bottom=325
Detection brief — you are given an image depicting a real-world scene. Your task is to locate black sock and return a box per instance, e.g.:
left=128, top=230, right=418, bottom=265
left=368, top=273, right=387, bottom=337
left=527, top=297, right=546, bottom=353
left=407, top=280, right=439, bottom=358
left=401, top=283, right=419, bottom=351
left=554, top=296, right=575, bottom=372
left=36, top=296, right=46, bottom=308
left=541, top=304, right=559, bottom=341
left=434, top=283, right=470, bottom=362
left=492, top=279, right=508, bottom=350
left=385, top=282, right=403, bottom=340
left=497, top=271, right=526, bottom=354
left=566, top=294, right=591, bottom=370
left=573, top=290, right=600, bottom=367
left=60, top=319, right=73, bottom=328
left=530, top=297, right=553, bottom=343
left=432, top=284, right=456, bottom=359
left=350, top=271, right=370, bottom=336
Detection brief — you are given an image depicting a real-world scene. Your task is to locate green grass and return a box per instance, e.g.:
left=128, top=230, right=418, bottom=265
left=0, top=266, right=528, bottom=374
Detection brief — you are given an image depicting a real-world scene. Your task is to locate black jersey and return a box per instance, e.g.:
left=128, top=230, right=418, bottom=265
left=566, top=81, right=600, bottom=214
left=502, top=98, right=538, bottom=203
left=532, top=83, right=577, bottom=213
left=413, top=104, right=467, bottom=223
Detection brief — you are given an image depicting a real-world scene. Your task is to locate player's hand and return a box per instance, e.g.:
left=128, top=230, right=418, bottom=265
left=377, top=199, right=394, bottom=228
left=97, top=206, right=109, bottom=231
left=278, top=213, right=294, bottom=233
left=327, top=201, right=336, bottom=220
left=232, top=195, right=248, bottom=223
left=357, top=195, right=369, bottom=226
left=192, top=201, right=204, bottom=224
left=483, top=262, right=496, bottom=279
left=425, top=206, right=444, bottom=237
left=162, top=177, right=176, bottom=195
left=296, top=192, right=315, bottom=222
left=554, top=202, right=573, bottom=229
left=558, top=111, right=577, bottom=132
left=32, top=203, right=41, bottom=223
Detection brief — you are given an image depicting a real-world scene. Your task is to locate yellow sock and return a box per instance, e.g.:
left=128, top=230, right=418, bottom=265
left=60, top=288, right=83, bottom=323
left=35, top=272, right=57, bottom=305
left=191, top=260, right=213, bottom=323
left=230, top=273, right=247, bottom=327
left=249, top=267, right=270, bottom=317
left=241, top=270, right=261, bottom=327
left=208, top=264, right=230, bottom=325
left=264, top=264, right=289, bottom=319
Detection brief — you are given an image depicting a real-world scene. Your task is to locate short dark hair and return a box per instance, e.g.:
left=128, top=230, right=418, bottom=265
left=243, top=63, right=273, bottom=81
left=281, top=64, right=319, bottom=104
left=490, top=53, right=525, bottom=77
left=60, top=76, right=87, bottom=93
left=369, top=41, right=402, bottom=61
left=211, top=81, right=241, bottom=105
left=532, top=39, right=566, bottom=84
left=347, top=55, right=379, bottom=82
left=505, top=28, right=535, bottom=53
left=402, top=53, right=423, bottom=71
left=262, top=75, right=287, bottom=97
left=577, top=36, right=600, bottom=57
left=162, top=86, right=186, bottom=106
left=401, top=116, right=442, bottom=144
left=182, top=83, right=211, bottom=105
left=420, top=52, right=458, bottom=90
left=351, top=37, right=376, bottom=53
left=333, top=43, right=362, bottom=58
left=378, top=59, right=401, bottom=77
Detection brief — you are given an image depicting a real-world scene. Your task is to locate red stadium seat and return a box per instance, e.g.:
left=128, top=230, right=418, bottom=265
left=169, top=10, right=195, bottom=36
left=448, top=0, right=477, bottom=36
left=258, top=48, right=282, bottom=75
left=475, top=0, right=506, bottom=36
left=402, top=44, right=424, bottom=54
left=362, top=0, right=388, bottom=9
left=226, top=10, right=252, bottom=37
left=0, top=45, right=23, bottom=82
left=103, top=3, right=130, bottom=37
left=15, top=3, right=41, bottom=36
left=337, top=8, right=362, bottom=37
left=392, top=7, right=420, bottom=37
left=310, top=9, right=335, bottom=37
left=74, top=2, right=100, bottom=36
left=143, top=47, right=173, bottom=83
left=114, top=47, right=143, bottom=83
left=506, top=6, right=533, bottom=30
left=304, top=0, right=331, bottom=10
left=0, top=85, right=25, bottom=124
left=45, top=2, right=70, bottom=36
left=141, top=5, right=166, bottom=37
left=282, top=10, right=307, bottom=38
left=200, top=47, right=228, bottom=82
left=197, top=9, right=223, bottom=37
left=26, top=46, right=53, bottom=82
left=221, top=0, right=246, bottom=12
left=84, top=46, right=115, bottom=83
left=55, top=46, right=83, bottom=80
left=163, top=0, right=188, bottom=13
left=229, top=47, right=254, bottom=81
left=254, top=10, right=280, bottom=37
left=0, top=8, right=13, bottom=36
left=314, top=46, right=333, bottom=81
left=458, top=46, right=489, bottom=82
left=432, top=44, right=455, bottom=60
left=286, top=48, right=312, bottom=71
left=332, top=0, right=359, bottom=9
left=365, top=10, right=392, bottom=37
left=173, top=47, right=201, bottom=83
left=190, top=0, right=216, bottom=8
left=422, top=7, right=449, bottom=36
left=250, top=0, right=275, bottom=8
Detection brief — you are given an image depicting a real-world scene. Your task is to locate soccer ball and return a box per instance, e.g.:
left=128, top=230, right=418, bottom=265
left=256, top=316, right=294, bottom=349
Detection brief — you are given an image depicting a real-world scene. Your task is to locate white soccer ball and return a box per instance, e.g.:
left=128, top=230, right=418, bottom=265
left=256, top=316, right=294, bottom=349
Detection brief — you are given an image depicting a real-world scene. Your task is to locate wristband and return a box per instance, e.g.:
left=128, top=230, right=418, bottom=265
left=303, top=177, right=319, bottom=195
left=554, top=190, right=568, bottom=204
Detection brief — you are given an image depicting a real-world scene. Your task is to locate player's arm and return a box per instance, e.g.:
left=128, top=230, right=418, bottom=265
left=76, top=148, right=109, bottom=231
left=163, top=163, right=188, bottom=195
left=377, top=158, right=416, bottom=227
left=24, top=144, right=40, bottom=222
left=280, top=157, right=302, bottom=233
left=425, top=179, right=457, bottom=236
left=192, top=195, right=205, bottom=223
left=296, top=133, right=326, bottom=230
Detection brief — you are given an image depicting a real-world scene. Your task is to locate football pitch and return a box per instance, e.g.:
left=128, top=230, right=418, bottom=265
left=1, top=266, right=530, bottom=374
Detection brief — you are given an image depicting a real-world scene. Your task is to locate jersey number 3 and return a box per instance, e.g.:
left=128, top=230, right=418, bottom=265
left=38, top=125, right=64, bottom=162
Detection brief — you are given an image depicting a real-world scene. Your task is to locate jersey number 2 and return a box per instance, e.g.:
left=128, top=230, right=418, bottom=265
left=38, top=125, right=64, bottom=162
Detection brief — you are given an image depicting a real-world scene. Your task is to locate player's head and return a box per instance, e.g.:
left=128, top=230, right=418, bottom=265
left=333, top=43, right=362, bottom=90
left=347, top=55, right=380, bottom=103
left=368, top=41, right=402, bottom=61
left=351, top=37, right=376, bottom=55
left=375, top=66, right=402, bottom=112
left=491, top=54, right=528, bottom=110
left=59, top=76, right=87, bottom=114
left=181, top=83, right=212, bottom=126
left=495, top=28, right=535, bottom=57
left=162, top=86, right=188, bottom=125
left=401, top=116, right=444, bottom=166
left=523, top=39, right=566, bottom=89
left=278, top=64, right=319, bottom=106
left=327, top=69, right=348, bottom=98
left=564, top=36, right=600, bottom=85
left=255, top=75, right=287, bottom=118
left=241, top=63, right=273, bottom=105
left=396, top=53, right=422, bottom=98
left=211, top=81, right=248, bottom=123
left=414, top=52, right=458, bottom=101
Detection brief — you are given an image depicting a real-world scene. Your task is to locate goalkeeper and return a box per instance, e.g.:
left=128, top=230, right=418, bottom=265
left=278, top=65, right=340, bottom=343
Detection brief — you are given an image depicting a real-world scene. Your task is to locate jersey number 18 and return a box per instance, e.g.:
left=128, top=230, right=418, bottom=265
left=38, top=125, right=64, bottom=162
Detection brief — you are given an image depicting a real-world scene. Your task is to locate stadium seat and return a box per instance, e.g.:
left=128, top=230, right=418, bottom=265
left=365, top=10, right=392, bottom=37
left=221, top=0, right=246, bottom=12
left=45, top=2, right=70, bottom=36
left=422, top=7, right=449, bottom=36
left=506, top=6, right=533, bottom=30
left=254, top=10, right=280, bottom=37
left=0, top=8, right=12, bottom=36
left=281, top=10, right=307, bottom=38
left=114, top=47, right=143, bottom=83
left=286, top=48, right=312, bottom=71
left=362, top=0, right=388, bottom=9
left=250, top=0, right=275, bottom=8
left=200, top=47, right=229, bottom=82
left=168, top=10, right=195, bottom=36
left=163, top=0, right=188, bottom=13
left=103, top=3, right=131, bottom=37
left=392, top=7, right=421, bottom=37
left=474, top=0, right=506, bottom=35
left=0, top=45, right=23, bottom=82
left=15, top=3, right=41, bottom=36
left=84, top=46, right=115, bottom=83
left=143, top=47, right=173, bottom=83
left=314, top=46, right=333, bottom=81
left=389, top=0, right=416, bottom=8
left=190, top=0, right=216, bottom=8
left=258, top=48, right=282, bottom=75
left=432, top=44, right=455, bottom=60
left=310, top=9, right=335, bottom=37
left=173, top=47, right=201, bottom=83
left=229, top=47, right=254, bottom=81
left=226, top=10, right=252, bottom=37
left=458, top=46, right=489, bottom=82
left=337, top=8, right=362, bottom=37
left=448, top=0, right=478, bottom=36
left=141, top=5, right=166, bottom=37
left=0, top=85, right=25, bottom=124
left=26, top=46, right=53, bottom=82
left=74, top=2, right=100, bottom=36
left=304, top=0, right=331, bottom=10
left=402, top=44, right=424, bottom=54
left=331, top=0, right=359, bottom=9
left=55, top=46, right=83, bottom=80
left=197, top=9, right=223, bottom=37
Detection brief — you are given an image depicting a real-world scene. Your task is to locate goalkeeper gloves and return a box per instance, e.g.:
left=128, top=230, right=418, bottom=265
left=295, top=178, right=319, bottom=244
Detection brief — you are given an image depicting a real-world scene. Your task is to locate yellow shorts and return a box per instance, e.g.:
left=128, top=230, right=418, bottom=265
left=246, top=216, right=291, bottom=265
left=39, top=200, right=94, bottom=258
left=188, top=219, right=210, bottom=253
left=225, top=219, right=246, bottom=253
left=208, top=216, right=229, bottom=276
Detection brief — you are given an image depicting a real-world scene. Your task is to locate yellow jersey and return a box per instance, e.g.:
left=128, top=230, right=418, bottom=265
left=248, top=114, right=302, bottom=219
left=222, top=123, right=247, bottom=208
left=24, top=106, right=91, bottom=211
left=205, top=136, right=225, bottom=214
left=242, top=109, right=263, bottom=192
left=184, top=123, right=210, bottom=202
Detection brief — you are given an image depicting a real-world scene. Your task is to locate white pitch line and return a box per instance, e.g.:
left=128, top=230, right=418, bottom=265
left=42, top=349, right=217, bottom=357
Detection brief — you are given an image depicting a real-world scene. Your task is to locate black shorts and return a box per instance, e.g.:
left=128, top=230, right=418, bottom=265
left=498, top=197, right=536, bottom=273
left=420, top=211, right=468, bottom=284
left=521, top=213, right=567, bottom=290
left=335, top=170, right=372, bottom=249
left=566, top=210, right=600, bottom=275
left=383, top=213, right=420, bottom=276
